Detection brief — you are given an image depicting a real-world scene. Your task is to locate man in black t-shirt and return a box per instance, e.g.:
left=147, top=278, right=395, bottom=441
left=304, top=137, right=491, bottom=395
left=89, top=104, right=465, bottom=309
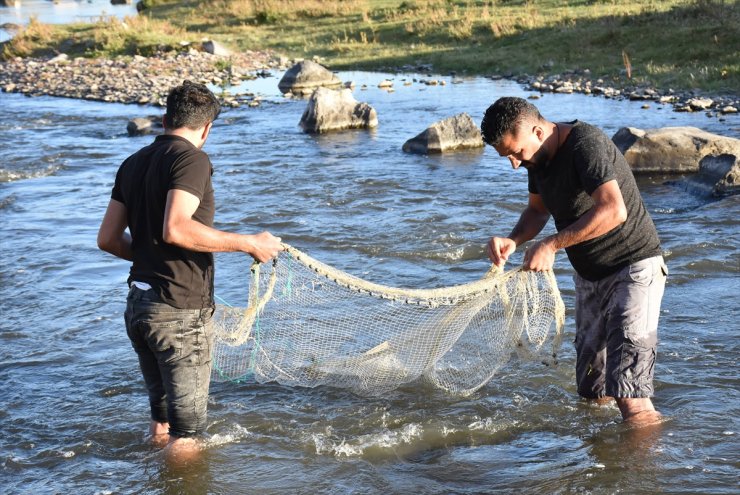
left=98, top=81, right=283, bottom=460
left=480, top=97, right=667, bottom=426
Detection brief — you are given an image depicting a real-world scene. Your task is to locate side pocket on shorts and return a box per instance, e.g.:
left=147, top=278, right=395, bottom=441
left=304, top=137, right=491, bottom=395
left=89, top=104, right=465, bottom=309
left=627, top=262, right=655, bottom=286
left=142, top=319, right=184, bottom=364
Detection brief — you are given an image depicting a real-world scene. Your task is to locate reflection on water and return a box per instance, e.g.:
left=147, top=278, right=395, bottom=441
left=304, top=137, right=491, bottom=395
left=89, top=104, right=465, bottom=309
left=0, top=71, right=738, bottom=493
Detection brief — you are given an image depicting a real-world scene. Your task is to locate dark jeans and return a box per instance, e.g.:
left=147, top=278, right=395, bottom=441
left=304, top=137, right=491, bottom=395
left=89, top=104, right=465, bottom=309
left=124, top=286, right=214, bottom=438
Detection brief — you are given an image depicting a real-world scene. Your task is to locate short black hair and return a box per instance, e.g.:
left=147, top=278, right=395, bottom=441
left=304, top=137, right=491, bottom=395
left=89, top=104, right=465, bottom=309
left=480, top=97, right=544, bottom=147
left=164, top=81, right=221, bottom=130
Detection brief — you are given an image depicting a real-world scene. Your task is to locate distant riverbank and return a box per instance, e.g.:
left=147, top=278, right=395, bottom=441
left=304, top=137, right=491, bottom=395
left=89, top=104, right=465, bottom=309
left=2, top=1, right=738, bottom=100
left=1, top=49, right=737, bottom=119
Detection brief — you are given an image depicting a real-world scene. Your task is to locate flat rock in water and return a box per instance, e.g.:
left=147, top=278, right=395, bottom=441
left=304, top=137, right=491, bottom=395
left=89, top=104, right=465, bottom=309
left=612, top=126, right=740, bottom=174
left=402, top=113, right=484, bottom=154
left=299, top=87, right=377, bottom=133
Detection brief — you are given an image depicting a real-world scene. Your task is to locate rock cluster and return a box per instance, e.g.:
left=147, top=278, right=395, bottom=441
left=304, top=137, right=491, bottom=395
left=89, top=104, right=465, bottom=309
left=0, top=48, right=288, bottom=107
left=523, top=71, right=739, bottom=117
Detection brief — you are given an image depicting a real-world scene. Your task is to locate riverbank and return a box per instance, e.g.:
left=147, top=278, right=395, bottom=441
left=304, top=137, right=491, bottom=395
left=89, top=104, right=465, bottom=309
left=1, top=49, right=738, bottom=118
left=134, top=0, right=740, bottom=95
left=3, top=2, right=739, bottom=95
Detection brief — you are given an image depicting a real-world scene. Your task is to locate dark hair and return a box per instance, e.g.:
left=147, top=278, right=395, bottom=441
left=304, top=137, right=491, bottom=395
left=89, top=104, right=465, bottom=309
left=164, top=81, right=221, bottom=130
left=480, top=97, right=544, bottom=147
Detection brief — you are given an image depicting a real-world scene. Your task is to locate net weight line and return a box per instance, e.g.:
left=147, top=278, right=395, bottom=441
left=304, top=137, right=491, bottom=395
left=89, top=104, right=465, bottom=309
left=212, top=243, right=565, bottom=396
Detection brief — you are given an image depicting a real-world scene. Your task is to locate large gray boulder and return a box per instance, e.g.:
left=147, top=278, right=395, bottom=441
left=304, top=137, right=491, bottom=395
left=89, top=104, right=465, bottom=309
left=402, top=113, right=484, bottom=154
left=299, top=87, right=377, bottom=133
left=278, top=61, right=342, bottom=95
left=612, top=126, right=740, bottom=174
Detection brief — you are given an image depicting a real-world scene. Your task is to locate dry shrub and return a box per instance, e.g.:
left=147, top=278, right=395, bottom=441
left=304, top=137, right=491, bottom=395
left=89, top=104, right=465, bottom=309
left=220, top=0, right=368, bottom=23
left=88, top=15, right=185, bottom=56
left=2, top=16, right=54, bottom=58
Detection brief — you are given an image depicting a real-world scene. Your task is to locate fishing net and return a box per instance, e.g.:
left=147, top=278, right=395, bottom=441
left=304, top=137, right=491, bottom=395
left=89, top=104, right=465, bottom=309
left=211, top=244, right=564, bottom=396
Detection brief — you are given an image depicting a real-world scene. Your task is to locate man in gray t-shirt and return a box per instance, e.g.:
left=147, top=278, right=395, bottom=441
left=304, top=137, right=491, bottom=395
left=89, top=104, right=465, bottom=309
left=481, top=97, right=667, bottom=426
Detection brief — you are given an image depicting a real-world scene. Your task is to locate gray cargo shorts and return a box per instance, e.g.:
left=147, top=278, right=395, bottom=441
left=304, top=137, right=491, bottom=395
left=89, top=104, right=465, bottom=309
left=574, top=255, right=667, bottom=399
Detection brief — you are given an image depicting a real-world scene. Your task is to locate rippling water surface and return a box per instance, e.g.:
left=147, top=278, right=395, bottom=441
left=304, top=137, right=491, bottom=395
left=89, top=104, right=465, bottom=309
left=1, top=71, right=738, bottom=494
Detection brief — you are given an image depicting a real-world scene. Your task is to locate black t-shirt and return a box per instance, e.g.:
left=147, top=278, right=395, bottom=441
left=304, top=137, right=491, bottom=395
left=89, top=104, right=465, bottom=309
left=111, top=134, right=215, bottom=309
left=527, top=121, right=662, bottom=281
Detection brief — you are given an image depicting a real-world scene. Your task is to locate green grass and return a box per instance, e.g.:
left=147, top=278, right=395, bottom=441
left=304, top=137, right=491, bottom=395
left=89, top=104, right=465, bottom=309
left=3, top=0, right=738, bottom=94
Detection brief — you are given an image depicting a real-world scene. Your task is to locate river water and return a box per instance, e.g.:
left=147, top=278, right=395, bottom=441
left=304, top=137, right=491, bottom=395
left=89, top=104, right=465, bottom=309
left=1, top=63, right=739, bottom=494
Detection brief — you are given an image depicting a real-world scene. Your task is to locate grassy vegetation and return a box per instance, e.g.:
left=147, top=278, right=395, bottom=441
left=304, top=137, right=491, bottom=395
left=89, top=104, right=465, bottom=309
left=3, top=0, right=738, bottom=94
left=1, top=14, right=187, bottom=59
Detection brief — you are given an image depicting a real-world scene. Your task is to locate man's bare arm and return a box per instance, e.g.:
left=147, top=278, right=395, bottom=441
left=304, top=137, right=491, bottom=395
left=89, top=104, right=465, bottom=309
left=97, top=199, right=133, bottom=261
left=488, top=193, right=550, bottom=267
left=163, top=189, right=282, bottom=263
left=524, top=179, right=627, bottom=270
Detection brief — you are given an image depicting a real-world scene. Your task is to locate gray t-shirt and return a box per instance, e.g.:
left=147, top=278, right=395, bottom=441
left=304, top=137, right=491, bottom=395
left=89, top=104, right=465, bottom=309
left=527, top=121, right=661, bottom=281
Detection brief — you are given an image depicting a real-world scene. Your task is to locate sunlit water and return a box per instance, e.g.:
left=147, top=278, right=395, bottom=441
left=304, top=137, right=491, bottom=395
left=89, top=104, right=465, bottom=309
left=1, top=68, right=738, bottom=494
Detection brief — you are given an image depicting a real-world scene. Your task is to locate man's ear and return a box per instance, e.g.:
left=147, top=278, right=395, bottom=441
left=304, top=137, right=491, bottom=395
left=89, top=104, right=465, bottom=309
left=201, top=121, right=212, bottom=141
left=533, top=124, right=545, bottom=142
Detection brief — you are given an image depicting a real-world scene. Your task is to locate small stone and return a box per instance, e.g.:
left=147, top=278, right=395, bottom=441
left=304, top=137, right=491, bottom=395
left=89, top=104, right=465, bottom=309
left=48, top=53, right=68, bottom=64
left=642, top=104, right=650, bottom=109
left=721, top=106, right=738, bottom=114
left=378, top=79, right=393, bottom=88
left=687, top=97, right=714, bottom=110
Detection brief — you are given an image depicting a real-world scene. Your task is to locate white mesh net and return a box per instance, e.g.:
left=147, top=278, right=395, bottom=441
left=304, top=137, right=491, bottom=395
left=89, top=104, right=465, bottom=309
left=211, top=244, right=565, bottom=396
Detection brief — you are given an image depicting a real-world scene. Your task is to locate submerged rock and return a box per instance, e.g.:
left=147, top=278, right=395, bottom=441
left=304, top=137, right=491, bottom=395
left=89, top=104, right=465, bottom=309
left=612, top=126, right=740, bottom=174
left=402, top=113, right=484, bottom=154
left=278, top=60, right=342, bottom=96
left=126, top=116, right=163, bottom=136
left=681, top=153, right=740, bottom=197
left=299, top=87, right=377, bottom=133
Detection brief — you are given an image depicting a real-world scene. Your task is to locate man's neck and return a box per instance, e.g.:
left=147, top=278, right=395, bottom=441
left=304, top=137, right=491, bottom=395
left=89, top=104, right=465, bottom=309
left=165, top=127, right=204, bottom=148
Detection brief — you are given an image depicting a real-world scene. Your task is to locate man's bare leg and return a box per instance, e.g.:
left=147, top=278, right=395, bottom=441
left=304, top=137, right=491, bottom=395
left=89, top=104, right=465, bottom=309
left=164, top=437, right=202, bottom=465
left=149, top=420, right=170, bottom=448
left=615, top=397, right=662, bottom=426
